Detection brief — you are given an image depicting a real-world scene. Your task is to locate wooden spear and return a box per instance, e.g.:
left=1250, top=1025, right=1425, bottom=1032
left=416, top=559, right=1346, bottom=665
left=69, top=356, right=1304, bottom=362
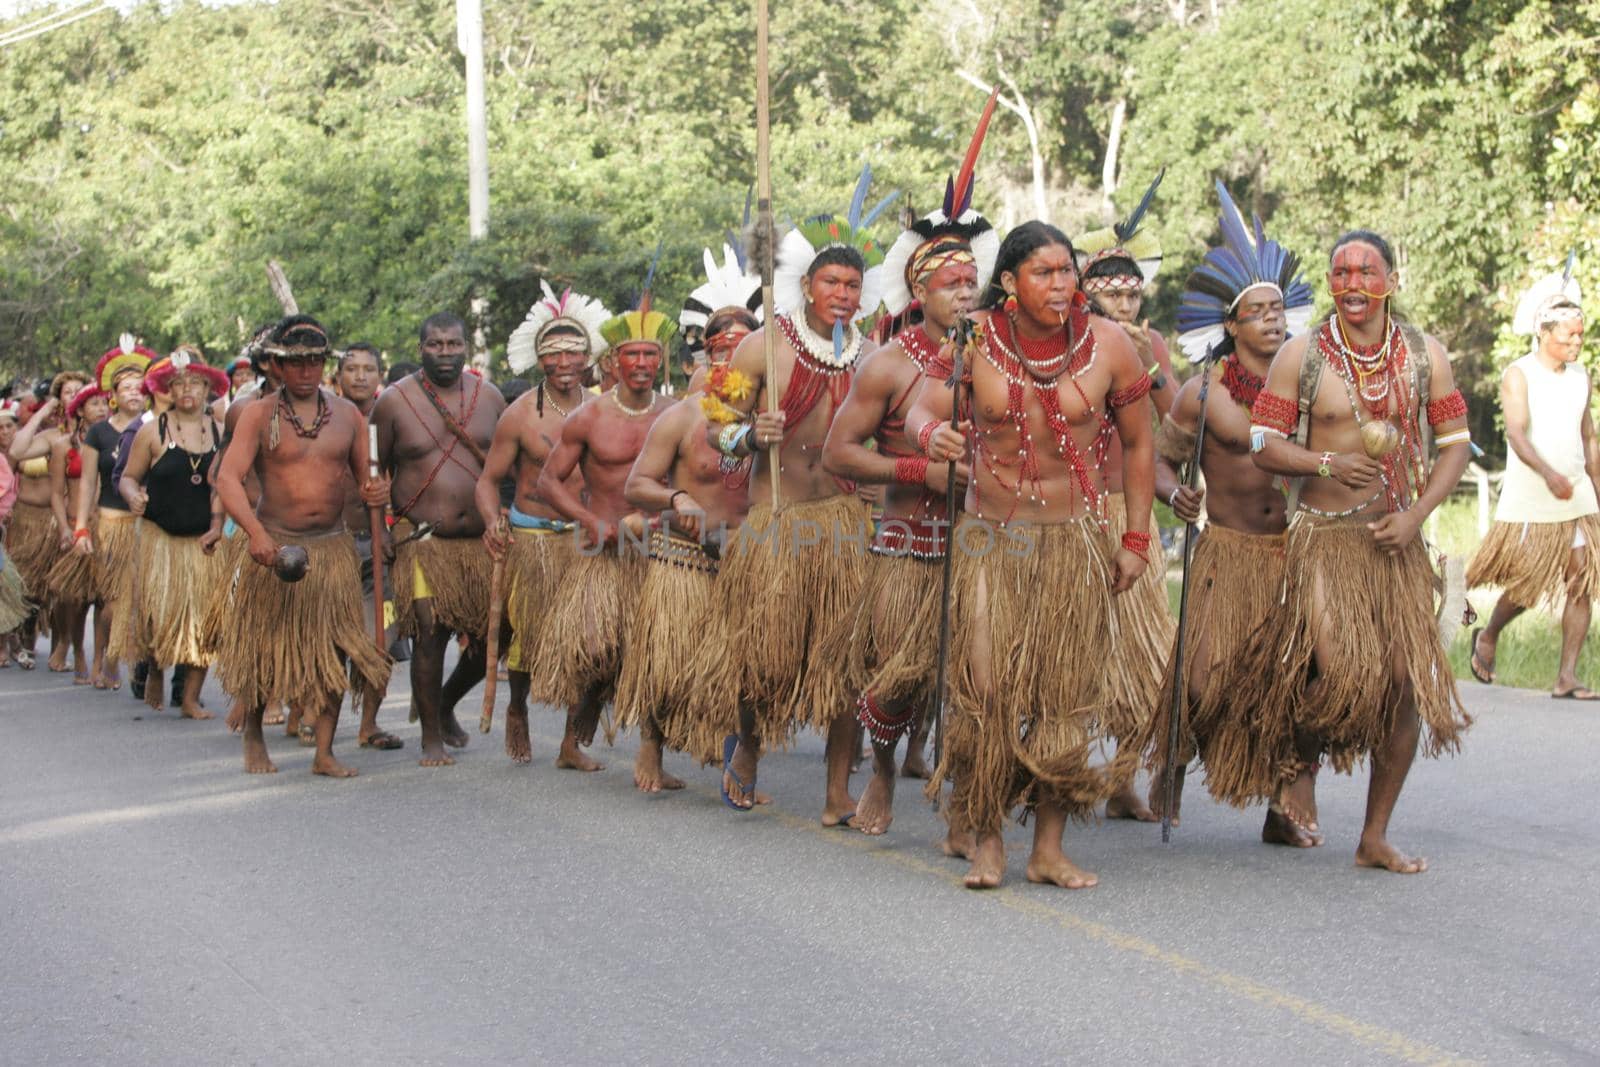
left=754, top=0, right=780, bottom=509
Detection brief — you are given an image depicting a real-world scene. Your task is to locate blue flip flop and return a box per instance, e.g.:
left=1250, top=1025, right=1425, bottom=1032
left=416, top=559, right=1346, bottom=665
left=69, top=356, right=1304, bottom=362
left=721, top=734, right=755, bottom=812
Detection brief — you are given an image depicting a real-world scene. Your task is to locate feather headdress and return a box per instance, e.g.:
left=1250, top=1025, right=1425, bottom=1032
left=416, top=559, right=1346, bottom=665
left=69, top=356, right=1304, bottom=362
left=774, top=164, right=896, bottom=322
left=880, top=90, right=1003, bottom=318
left=600, top=244, right=678, bottom=352
left=507, top=280, right=611, bottom=373
left=1175, top=181, right=1313, bottom=363
left=1075, top=169, right=1166, bottom=289
left=1512, top=252, right=1583, bottom=336
left=94, top=332, right=158, bottom=393
left=680, top=241, right=763, bottom=359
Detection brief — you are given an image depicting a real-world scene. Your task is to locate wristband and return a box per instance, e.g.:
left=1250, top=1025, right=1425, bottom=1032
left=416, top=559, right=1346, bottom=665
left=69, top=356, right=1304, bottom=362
left=1167, top=487, right=1182, bottom=509
left=893, top=456, right=930, bottom=486
left=1317, top=451, right=1334, bottom=478
left=668, top=490, right=687, bottom=511
left=72, top=527, right=91, bottom=542
left=1120, top=530, right=1153, bottom=562
left=916, top=419, right=943, bottom=456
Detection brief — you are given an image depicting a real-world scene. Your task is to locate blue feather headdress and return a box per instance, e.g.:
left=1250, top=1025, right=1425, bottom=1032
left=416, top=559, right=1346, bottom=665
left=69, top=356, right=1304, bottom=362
left=1175, top=180, right=1314, bottom=363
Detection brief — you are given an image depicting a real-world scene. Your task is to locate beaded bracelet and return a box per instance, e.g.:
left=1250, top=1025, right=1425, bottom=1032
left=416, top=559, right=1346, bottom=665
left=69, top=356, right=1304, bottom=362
left=893, top=456, right=930, bottom=486
left=916, top=419, right=943, bottom=456
left=1121, top=529, right=1152, bottom=562
left=72, top=527, right=91, bottom=542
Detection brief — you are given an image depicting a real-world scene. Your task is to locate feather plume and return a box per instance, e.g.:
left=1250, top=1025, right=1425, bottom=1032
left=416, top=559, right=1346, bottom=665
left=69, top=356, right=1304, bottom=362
left=847, top=164, right=872, bottom=230
left=1113, top=168, right=1165, bottom=244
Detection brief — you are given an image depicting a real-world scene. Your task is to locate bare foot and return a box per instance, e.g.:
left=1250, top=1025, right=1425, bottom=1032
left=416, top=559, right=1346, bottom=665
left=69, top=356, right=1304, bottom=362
left=264, top=702, right=286, bottom=727
left=633, top=739, right=684, bottom=793
left=964, top=833, right=1006, bottom=889
left=900, top=749, right=931, bottom=780
left=854, top=770, right=894, bottom=835
left=145, top=672, right=164, bottom=712
left=1105, top=782, right=1158, bottom=822
left=181, top=701, right=214, bottom=721
left=505, top=711, right=532, bottom=764
left=243, top=737, right=277, bottom=774
left=441, top=710, right=469, bottom=749
left=555, top=738, right=604, bottom=772
left=225, top=701, right=245, bottom=734
left=1025, top=850, right=1099, bottom=890
left=941, top=827, right=977, bottom=860
left=284, top=704, right=302, bottom=737
left=1355, top=835, right=1428, bottom=874
left=419, top=741, right=457, bottom=767
left=312, top=753, right=359, bottom=778
left=1147, top=766, right=1183, bottom=827
left=48, top=649, right=69, bottom=673
left=1262, top=808, right=1319, bottom=848
left=1273, top=768, right=1321, bottom=836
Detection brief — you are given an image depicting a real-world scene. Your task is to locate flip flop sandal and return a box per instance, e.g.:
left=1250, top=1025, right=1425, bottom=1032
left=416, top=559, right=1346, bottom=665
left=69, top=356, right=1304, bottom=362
left=1468, top=627, right=1495, bottom=685
left=359, top=731, right=405, bottom=750
left=16, top=650, right=35, bottom=670
left=1552, top=687, right=1600, bottom=700
left=298, top=722, right=317, bottom=747
left=720, top=734, right=755, bottom=812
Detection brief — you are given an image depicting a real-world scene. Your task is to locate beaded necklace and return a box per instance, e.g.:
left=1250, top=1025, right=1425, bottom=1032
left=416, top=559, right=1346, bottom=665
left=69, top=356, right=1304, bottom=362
left=778, top=311, right=863, bottom=371
left=1220, top=353, right=1265, bottom=410
left=1321, top=320, right=1425, bottom=512
left=279, top=390, right=330, bottom=439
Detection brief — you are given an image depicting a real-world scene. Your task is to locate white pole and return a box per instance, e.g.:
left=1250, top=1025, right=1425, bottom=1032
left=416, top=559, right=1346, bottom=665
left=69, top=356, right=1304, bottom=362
left=458, top=0, right=489, bottom=242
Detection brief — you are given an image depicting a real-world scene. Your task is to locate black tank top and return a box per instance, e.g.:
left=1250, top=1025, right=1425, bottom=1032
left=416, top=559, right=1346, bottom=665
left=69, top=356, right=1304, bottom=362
left=145, top=413, right=218, bottom=537
left=85, top=419, right=128, bottom=512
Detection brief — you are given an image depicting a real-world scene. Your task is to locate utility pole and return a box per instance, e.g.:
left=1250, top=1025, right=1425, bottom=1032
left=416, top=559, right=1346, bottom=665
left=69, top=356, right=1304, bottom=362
left=457, top=0, right=491, bottom=371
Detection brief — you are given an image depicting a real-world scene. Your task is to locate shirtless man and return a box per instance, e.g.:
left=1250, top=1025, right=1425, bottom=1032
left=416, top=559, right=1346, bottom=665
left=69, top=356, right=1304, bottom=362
left=214, top=315, right=391, bottom=776
left=476, top=284, right=602, bottom=765
left=620, top=306, right=759, bottom=791
left=821, top=202, right=990, bottom=834
left=907, top=220, right=1155, bottom=890
left=1245, top=229, right=1472, bottom=873
left=532, top=304, right=675, bottom=772
left=1145, top=187, right=1319, bottom=845
left=703, top=205, right=882, bottom=820
left=371, top=312, right=505, bottom=767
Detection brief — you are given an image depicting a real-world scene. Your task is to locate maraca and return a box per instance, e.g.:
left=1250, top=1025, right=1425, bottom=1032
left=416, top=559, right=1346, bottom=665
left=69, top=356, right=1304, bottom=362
left=1360, top=420, right=1400, bottom=459
left=273, top=544, right=309, bottom=583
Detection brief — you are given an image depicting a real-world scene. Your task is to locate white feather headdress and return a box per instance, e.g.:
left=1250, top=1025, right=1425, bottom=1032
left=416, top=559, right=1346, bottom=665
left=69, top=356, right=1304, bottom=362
left=507, top=281, right=612, bottom=374
left=681, top=244, right=763, bottom=337
left=1513, top=257, right=1583, bottom=336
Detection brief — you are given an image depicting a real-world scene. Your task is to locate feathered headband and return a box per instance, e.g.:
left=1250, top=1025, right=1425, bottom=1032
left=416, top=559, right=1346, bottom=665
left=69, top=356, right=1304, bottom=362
left=881, top=90, right=1003, bottom=317
left=1075, top=169, right=1166, bottom=291
left=774, top=164, right=896, bottom=322
left=1513, top=252, right=1584, bottom=336
left=1175, top=180, right=1315, bottom=363
left=507, top=280, right=612, bottom=374
left=680, top=241, right=763, bottom=359
left=145, top=345, right=230, bottom=398
left=600, top=244, right=678, bottom=352
left=95, top=333, right=158, bottom=393
left=66, top=384, right=107, bottom=421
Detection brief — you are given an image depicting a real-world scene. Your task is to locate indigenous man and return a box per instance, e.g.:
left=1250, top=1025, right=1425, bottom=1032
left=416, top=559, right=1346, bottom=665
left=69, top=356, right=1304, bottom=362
left=531, top=288, right=675, bottom=773
left=1074, top=171, right=1178, bottom=822
left=820, top=164, right=997, bottom=835
left=1246, top=229, right=1472, bottom=874
left=333, top=341, right=401, bottom=749
left=71, top=339, right=153, bottom=690
left=705, top=177, right=886, bottom=820
left=1468, top=266, right=1595, bottom=697
left=213, top=315, right=391, bottom=776
left=1141, top=186, right=1320, bottom=844
left=906, top=220, right=1156, bottom=890
left=617, top=247, right=762, bottom=791
left=371, top=312, right=505, bottom=767
left=476, top=282, right=606, bottom=765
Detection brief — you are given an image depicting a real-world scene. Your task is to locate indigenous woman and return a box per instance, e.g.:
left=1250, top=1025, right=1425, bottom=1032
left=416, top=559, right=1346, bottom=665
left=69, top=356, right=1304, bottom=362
left=72, top=339, right=154, bottom=690
left=0, top=403, right=29, bottom=658
left=7, top=372, right=90, bottom=671
left=116, top=347, right=228, bottom=717
left=45, top=384, right=111, bottom=684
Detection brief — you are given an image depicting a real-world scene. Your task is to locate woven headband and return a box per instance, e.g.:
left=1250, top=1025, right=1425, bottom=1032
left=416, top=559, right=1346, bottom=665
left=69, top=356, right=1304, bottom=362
left=1082, top=274, right=1144, bottom=295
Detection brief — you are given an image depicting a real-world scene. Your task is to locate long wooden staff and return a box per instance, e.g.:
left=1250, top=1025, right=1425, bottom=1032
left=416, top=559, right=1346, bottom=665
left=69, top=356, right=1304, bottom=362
left=367, top=423, right=387, bottom=651
left=1161, top=353, right=1213, bottom=843
left=479, top=517, right=506, bottom=733
left=931, top=316, right=973, bottom=778
left=754, top=0, right=780, bottom=509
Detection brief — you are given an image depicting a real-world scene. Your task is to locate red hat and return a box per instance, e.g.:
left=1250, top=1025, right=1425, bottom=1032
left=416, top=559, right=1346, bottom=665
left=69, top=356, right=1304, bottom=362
left=66, top=384, right=107, bottom=420
left=95, top=333, right=158, bottom=392
left=145, top=346, right=229, bottom=399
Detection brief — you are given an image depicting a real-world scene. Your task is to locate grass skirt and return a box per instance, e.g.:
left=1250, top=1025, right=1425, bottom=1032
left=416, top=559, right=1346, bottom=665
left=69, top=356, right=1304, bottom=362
left=210, top=530, right=391, bottom=710
left=529, top=544, right=642, bottom=711
left=117, top=523, right=224, bottom=668
left=7, top=500, right=59, bottom=602
left=1138, top=525, right=1290, bottom=806
left=814, top=547, right=941, bottom=730
left=613, top=536, right=729, bottom=763
left=1103, top=493, right=1173, bottom=741
left=92, top=509, right=138, bottom=610
left=927, top=517, right=1129, bottom=831
left=46, top=544, right=96, bottom=606
left=698, top=494, right=870, bottom=741
left=0, top=554, right=29, bottom=631
left=505, top=527, right=572, bottom=672
left=1243, top=514, right=1470, bottom=776
left=1466, top=514, right=1600, bottom=610
left=393, top=527, right=493, bottom=639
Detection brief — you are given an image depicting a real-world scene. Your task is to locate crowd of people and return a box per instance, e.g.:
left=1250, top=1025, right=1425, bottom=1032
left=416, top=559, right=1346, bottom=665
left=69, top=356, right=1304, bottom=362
left=0, top=121, right=1589, bottom=890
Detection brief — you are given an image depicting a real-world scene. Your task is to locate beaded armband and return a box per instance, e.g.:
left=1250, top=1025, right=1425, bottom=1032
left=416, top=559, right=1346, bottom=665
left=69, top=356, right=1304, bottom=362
left=1108, top=369, right=1153, bottom=409
left=1250, top=390, right=1298, bottom=437
left=893, top=456, right=930, bottom=486
left=1435, top=429, right=1471, bottom=449
left=1426, top=389, right=1467, bottom=427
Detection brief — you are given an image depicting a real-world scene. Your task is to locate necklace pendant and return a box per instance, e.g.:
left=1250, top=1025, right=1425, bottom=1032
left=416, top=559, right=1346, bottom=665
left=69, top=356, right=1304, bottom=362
left=190, top=473, right=204, bottom=486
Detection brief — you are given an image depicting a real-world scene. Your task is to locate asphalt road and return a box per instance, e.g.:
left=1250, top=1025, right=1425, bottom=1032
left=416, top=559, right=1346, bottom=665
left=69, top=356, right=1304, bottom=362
left=1, top=662, right=1596, bottom=1066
